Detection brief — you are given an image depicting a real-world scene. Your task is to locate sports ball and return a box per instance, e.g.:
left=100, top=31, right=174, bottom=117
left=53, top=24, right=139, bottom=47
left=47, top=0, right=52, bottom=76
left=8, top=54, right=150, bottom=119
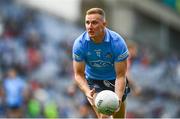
left=94, top=90, right=119, bottom=115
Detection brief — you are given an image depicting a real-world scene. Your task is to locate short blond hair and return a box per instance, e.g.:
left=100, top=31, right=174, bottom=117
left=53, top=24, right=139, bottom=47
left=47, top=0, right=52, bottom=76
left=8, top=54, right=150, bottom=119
left=86, top=8, right=106, bottom=20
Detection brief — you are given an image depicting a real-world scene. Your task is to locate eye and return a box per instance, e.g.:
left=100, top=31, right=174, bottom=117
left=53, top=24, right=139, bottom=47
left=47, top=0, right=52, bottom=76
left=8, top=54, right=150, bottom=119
left=86, top=21, right=90, bottom=25
left=92, top=21, right=98, bottom=25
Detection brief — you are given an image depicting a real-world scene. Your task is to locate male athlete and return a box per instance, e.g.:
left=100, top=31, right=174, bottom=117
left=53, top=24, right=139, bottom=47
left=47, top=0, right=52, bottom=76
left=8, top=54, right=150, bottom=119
left=72, top=7, right=130, bottom=118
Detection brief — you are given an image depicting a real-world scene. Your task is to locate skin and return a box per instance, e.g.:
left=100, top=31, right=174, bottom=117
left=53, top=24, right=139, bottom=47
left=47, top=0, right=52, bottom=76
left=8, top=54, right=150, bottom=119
left=73, top=13, right=127, bottom=118
left=85, top=13, right=106, bottom=43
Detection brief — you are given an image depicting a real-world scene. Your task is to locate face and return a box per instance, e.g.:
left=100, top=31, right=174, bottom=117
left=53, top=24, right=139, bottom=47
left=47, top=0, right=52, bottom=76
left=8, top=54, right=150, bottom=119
left=129, top=46, right=137, bottom=58
left=8, top=69, right=17, bottom=78
left=85, top=14, right=106, bottom=40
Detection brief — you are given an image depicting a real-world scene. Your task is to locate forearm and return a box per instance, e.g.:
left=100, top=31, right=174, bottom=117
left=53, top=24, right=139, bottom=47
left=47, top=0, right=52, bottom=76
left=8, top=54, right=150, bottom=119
left=115, top=76, right=126, bottom=101
left=74, top=74, right=91, bottom=95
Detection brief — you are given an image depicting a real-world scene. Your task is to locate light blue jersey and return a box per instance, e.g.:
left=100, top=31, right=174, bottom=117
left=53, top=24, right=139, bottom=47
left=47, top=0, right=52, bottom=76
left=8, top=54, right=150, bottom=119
left=4, top=77, right=26, bottom=107
left=73, top=28, right=129, bottom=80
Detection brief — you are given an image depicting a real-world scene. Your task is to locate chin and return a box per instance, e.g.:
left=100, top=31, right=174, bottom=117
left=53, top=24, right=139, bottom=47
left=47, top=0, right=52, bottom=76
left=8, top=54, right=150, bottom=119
left=89, top=34, right=95, bottom=38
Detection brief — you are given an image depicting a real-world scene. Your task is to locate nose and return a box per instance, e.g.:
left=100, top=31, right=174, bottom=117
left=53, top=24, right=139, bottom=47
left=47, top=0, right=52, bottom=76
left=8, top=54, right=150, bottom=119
left=88, top=23, right=93, bottom=29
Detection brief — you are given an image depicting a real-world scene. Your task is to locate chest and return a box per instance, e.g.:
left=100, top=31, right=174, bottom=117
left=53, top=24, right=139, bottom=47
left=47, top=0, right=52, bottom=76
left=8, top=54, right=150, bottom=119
left=85, top=42, right=114, bottom=62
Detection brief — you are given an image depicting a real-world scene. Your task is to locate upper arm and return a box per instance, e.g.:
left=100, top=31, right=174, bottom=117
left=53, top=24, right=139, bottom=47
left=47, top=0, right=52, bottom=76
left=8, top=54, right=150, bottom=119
left=113, top=35, right=128, bottom=77
left=113, top=35, right=129, bottom=62
left=114, top=59, right=127, bottom=78
left=72, top=38, right=85, bottom=62
left=73, top=61, right=85, bottom=77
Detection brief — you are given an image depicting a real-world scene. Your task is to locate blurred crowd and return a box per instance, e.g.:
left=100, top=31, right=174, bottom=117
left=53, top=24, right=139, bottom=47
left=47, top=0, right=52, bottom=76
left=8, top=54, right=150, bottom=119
left=0, top=0, right=179, bottom=118
left=126, top=41, right=180, bottom=118
left=0, top=0, right=84, bottom=118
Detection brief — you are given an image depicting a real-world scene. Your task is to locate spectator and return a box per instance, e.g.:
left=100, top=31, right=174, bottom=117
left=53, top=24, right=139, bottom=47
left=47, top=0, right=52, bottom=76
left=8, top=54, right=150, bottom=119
left=2, top=68, right=28, bottom=118
left=126, top=40, right=141, bottom=96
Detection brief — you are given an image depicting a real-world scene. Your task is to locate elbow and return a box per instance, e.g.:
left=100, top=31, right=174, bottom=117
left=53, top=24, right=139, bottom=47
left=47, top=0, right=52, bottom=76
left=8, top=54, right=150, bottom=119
left=74, top=74, right=78, bottom=82
left=74, top=74, right=83, bottom=83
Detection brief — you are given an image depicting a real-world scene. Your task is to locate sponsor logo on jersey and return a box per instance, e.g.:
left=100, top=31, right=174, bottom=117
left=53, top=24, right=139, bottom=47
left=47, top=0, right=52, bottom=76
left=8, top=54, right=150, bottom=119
left=89, top=60, right=113, bottom=68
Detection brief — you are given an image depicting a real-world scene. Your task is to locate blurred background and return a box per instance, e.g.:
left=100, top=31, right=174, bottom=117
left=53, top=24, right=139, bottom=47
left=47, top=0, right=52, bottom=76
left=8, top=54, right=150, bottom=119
left=0, top=0, right=179, bottom=118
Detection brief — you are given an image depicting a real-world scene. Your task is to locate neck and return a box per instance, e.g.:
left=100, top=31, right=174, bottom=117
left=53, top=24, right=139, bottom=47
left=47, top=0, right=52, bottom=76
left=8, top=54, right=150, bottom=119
left=92, top=31, right=105, bottom=44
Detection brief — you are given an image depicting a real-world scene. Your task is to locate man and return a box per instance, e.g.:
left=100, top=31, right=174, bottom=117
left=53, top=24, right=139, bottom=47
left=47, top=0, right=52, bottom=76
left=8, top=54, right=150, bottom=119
left=72, top=8, right=129, bottom=118
left=3, top=68, right=27, bottom=118
left=126, top=40, right=141, bottom=96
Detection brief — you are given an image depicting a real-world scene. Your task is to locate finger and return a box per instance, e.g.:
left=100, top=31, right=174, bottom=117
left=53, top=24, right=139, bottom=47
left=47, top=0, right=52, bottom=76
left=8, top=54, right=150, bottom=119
left=90, top=88, right=95, bottom=92
left=86, top=94, right=93, bottom=100
left=87, top=96, right=94, bottom=105
left=115, top=100, right=121, bottom=112
left=89, top=88, right=96, bottom=97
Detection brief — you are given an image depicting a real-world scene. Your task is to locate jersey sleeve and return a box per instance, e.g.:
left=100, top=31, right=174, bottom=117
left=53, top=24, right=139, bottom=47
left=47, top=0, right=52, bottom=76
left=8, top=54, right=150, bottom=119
left=113, top=36, right=129, bottom=62
left=72, top=38, right=85, bottom=62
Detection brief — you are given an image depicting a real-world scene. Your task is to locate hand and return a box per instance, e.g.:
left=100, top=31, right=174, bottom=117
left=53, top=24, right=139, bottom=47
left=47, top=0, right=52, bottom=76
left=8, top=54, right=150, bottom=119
left=113, top=100, right=121, bottom=114
left=85, top=88, right=96, bottom=105
left=67, top=85, right=76, bottom=96
left=133, top=86, right=142, bottom=96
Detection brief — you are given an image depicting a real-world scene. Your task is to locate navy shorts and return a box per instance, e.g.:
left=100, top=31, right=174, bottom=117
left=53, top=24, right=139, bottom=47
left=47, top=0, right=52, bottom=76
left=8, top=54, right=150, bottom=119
left=87, top=78, right=130, bottom=102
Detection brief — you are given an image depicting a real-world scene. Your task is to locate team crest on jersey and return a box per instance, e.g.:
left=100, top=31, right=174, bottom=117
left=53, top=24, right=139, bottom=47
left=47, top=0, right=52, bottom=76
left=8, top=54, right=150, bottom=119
left=105, top=53, right=112, bottom=59
left=94, top=49, right=101, bottom=57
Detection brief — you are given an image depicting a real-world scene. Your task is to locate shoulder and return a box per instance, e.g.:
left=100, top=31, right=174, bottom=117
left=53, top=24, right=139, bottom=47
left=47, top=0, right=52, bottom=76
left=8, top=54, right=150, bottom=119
left=72, top=32, right=88, bottom=61
left=106, top=29, right=129, bottom=61
left=73, top=32, right=89, bottom=54
left=74, top=31, right=88, bottom=45
left=105, top=29, right=126, bottom=49
left=106, top=28, right=125, bottom=43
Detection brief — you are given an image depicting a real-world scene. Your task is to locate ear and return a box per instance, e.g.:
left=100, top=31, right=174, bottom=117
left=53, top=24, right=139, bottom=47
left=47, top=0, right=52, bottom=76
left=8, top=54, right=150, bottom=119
left=103, top=21, right=107, bottom=27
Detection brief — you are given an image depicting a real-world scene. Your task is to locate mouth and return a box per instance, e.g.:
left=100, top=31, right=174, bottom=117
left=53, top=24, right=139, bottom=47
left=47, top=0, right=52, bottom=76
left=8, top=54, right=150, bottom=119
left=88, top=31, right=94, bottom=35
